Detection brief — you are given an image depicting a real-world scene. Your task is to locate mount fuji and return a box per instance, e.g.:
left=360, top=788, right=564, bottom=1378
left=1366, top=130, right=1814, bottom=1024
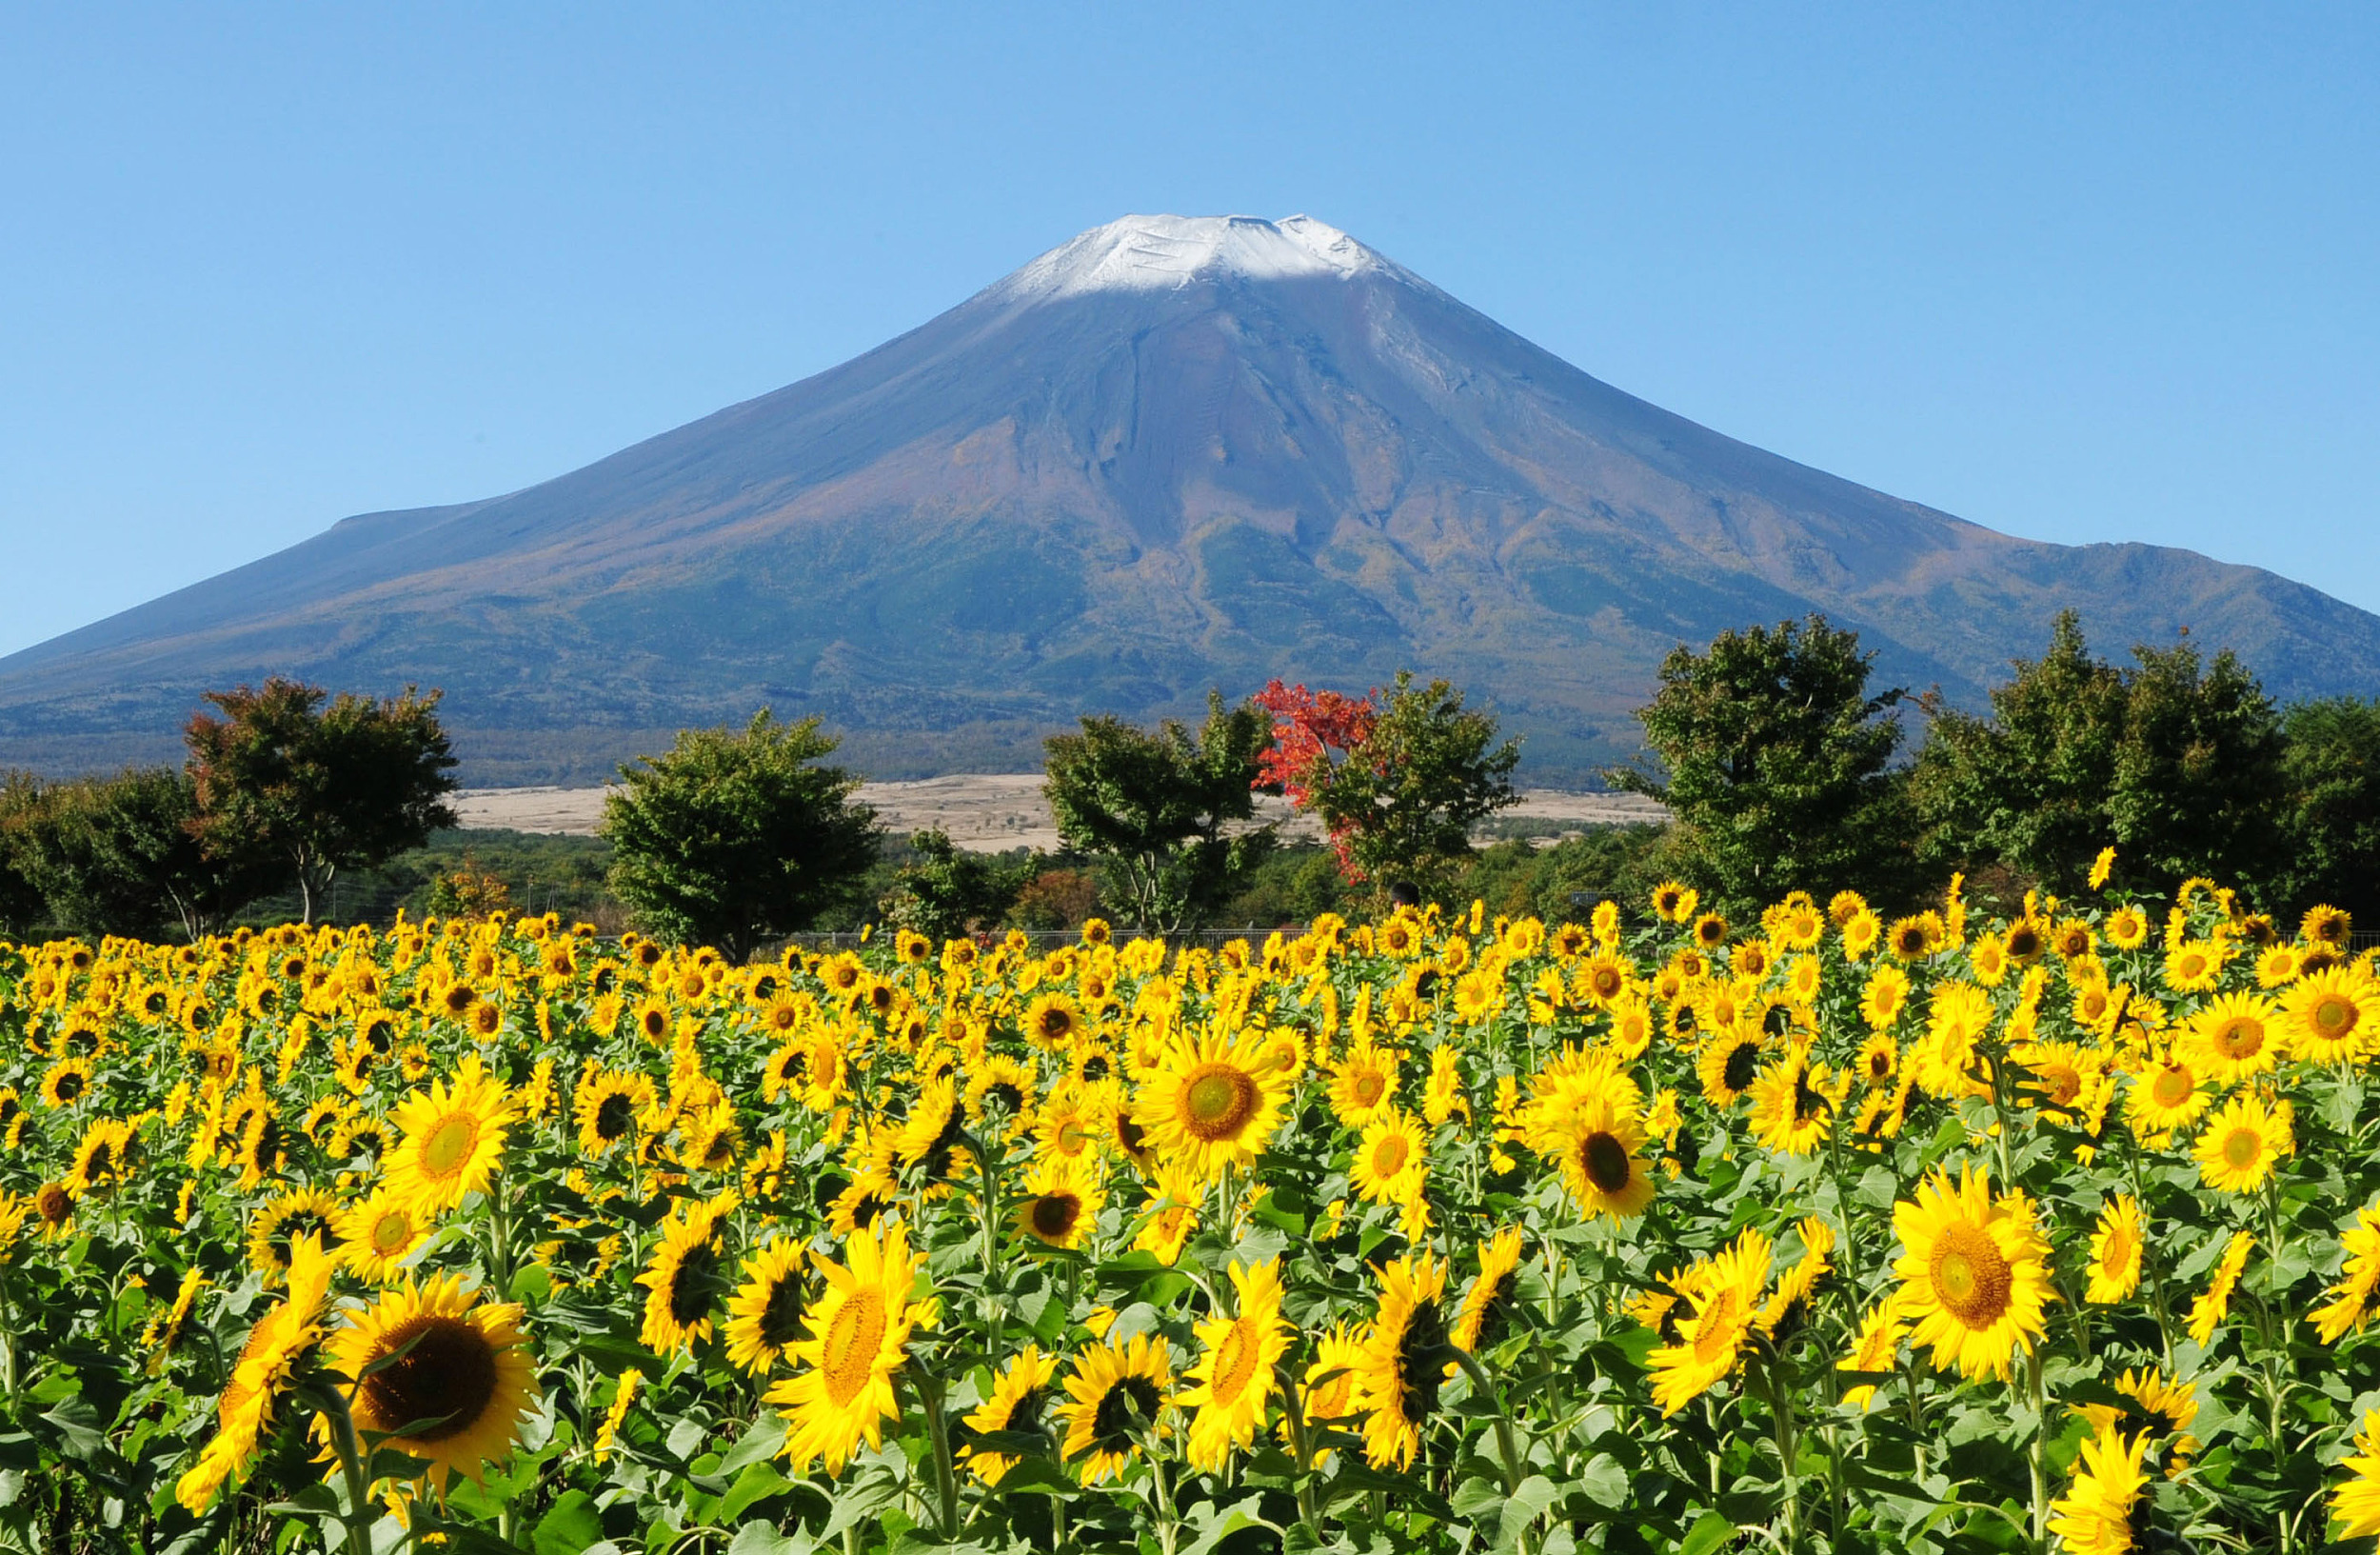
left=6, top=213, right=2377, bottom=783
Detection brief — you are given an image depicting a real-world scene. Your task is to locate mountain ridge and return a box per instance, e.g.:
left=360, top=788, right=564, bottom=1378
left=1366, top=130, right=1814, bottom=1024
left=5, top=213, right=2375, bottom=785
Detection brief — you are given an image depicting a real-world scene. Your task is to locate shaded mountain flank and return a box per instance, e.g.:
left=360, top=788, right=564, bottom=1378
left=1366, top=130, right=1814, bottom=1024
left=5, top=213, right=2376, bottom=784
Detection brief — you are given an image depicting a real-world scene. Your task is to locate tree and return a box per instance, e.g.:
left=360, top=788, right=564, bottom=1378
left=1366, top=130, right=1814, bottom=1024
left=1043, top=693, right=1278, bottom=934
left=2272, top=697, right=2380, bottom=924
left=12, top=768, right=261, bottom=941
left=0, top=772, right=51, bottom=937
left=1914, top=612, right=2285, bottom=902
left=1911, top=611, right=2127, bottom=899
left=1606, top=617, right=1914, bottom=913
left=601, top=710, right=882, bottom=960
left=883, top=830, right=1039, bottom=941
left=185, top=678, right=459, bottom=923
left=1257, top=671, right=1520, bottom=897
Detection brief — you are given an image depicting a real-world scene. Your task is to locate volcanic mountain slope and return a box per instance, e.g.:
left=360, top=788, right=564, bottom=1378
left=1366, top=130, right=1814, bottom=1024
left=6, top=213, right=2377, bottom=783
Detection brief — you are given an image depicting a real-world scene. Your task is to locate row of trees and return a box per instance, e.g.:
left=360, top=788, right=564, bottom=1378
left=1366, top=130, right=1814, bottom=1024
left=1618, top=610, right=2380, bottom=920
left=5, top=608, right=2369, bottom=949
left=0, top=681, right=457, bottom=940
left=612, top=674, right=1523, bottom=949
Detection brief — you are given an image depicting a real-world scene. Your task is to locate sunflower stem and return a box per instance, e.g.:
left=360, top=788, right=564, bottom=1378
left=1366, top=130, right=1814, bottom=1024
left=1447, top=1346, right=1523, bottom=1495
left=2025, top=1342, right=2049, bottom=1553
left=1279, top=1360, right=1322, bottom=1538
left=914, top=1365, right=962, bottom=1537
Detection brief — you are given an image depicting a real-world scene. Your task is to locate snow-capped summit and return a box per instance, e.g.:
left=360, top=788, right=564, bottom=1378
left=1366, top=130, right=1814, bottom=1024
left=989, top=213, right=1406, bottom=302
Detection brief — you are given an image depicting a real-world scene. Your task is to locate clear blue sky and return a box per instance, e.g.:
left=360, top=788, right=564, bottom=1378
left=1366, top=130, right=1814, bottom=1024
left=3, top=4, right=2374, bottom=660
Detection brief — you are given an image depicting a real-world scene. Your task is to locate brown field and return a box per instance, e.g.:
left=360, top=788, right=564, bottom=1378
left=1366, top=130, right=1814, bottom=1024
left=449, top=776, right=1666, bottom=852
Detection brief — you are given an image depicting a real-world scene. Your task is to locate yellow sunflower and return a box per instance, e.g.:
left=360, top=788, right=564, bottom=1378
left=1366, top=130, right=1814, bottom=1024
left=1647, top=1227, right=1772, bottom=1414
left=65, top=1116, right=133, bottom=1198
left=2073, top=1366, right=2201, bottom=1473
left=1014, top=1150, right=1105, bottom=1251
left=2104, top=905, right=2150, bottom=950
left=636, top=1204, right=729, bottom=1354
left=2126, top=1051, right=2208, bottom=1138
left=1543, top=1094, right=1656, bottom=1222
left=2331, top=1409, right=2380, bottom=1545
left=961, top=1345, right=1060, bottom=1485
left=1757, top=1216, right=1835, bottom=1340
left=1177, top=1258, right=1289, bottom=1469
left=327, top=1271, right=533, bottom=1488
left=175, top=1233, right=337, bottom=1514
left=2085, top=1194, right=2145, bottom=1305
left=387, top=1054, right=517, bottom=1213
left=2284, top=967, right=2374, bottom=1064
left=1835, top=1302, right=1906, bottom=1411
left=2183, top=990, right=2279, bottom=1083
left=1696, top=1027, right=1765, bottom=1106
left=1860, top=965, right=1911, bottom=1030
left=1350, top=1253, right=1451, bottom=1468
left=574, top=1069, right=654, bottom=1155
left=1891, top=1164, right=2052, bottom=1381
left=339, top=1188, right=431, bottom=1284
left=2186, top=1229, right=2253, bottom=1347
left=768, top=1219, right=923, bottom=1475
left=1328, top=1038, right=1402, bottom=1126
left=1058, top=1330, right=1173, bottom=1485
left=2194, top=1090, right=2291, bottom=1195
left=1747, top=1045, right=1838, bottom=1156
left=1132, top=1027, right=1289, bottom=1182
left=246, top=1186, right=345, bottom=1281
left=2312, top=1206, right=2380, bottom=1345
left=724, top=1239, right=809, bottom=1376
left=1451, top=1226, right=1528, bottom=1353
left=141, top=1266, right=209, bottom=1374
left=2049, top=1423, right=2151, bottom=1555
left=1349, top=1107, right=1429, bottom=1216
left=1022, top=992, right=1085, bottom=1049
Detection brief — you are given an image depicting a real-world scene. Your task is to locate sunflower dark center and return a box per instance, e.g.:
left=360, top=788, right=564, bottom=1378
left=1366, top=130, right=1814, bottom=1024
left=1723, top=1044, right=1761, bottom=1092
left=1474, top=1272, right=1518, bottom=1351
left=667, top=1244, right=724, bottom=1326
left=362, top=1315, right=498, bottom=1444
left=1030, top=1192, right=1082, bottom=1240
left=1394, top=1299, right=1449, bottom=1423
left=1580, top=1130, right=1632, bottom=1193
left=1090, top=1375, right=1164, bottom=1451
left=759, top=1273, right=806, bottom=1348
left=595, top=1092, right=636, bottom=1140
left=986, top=1082, right=1025, bottom=1117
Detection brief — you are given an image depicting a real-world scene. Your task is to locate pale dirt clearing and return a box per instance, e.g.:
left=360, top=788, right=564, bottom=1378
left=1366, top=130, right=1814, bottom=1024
left=449, top=777, right=1666, bottom=852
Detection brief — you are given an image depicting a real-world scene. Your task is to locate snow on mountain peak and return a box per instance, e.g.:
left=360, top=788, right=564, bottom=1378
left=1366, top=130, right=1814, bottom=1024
left=991, top=214, right=1399, bottom=302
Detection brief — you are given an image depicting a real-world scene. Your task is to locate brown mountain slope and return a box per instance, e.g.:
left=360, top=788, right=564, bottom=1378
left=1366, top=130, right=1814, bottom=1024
left=4, top=213, right=2373, bottom=783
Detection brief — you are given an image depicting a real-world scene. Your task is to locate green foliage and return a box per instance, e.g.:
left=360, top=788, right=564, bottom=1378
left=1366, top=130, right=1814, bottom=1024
left=1611, top=615, right=1915, bottom=914
left=1456, top=824, right=1674, bottom=924
left=1042, top=692, right=1277, bottom=933
left=9, top=768, right=260, bottom=941
left=1914, top=611, right=2286, bottom=902
left=880, top=829, right=1040, bottom=939
left=1298, top=671, right=1521, bottom=893
left=601, top=709, right=882, bottom=959
left=0, top=771, right=56, bottom=936
left=2272, top=695, right=2380, bottom=924
left=184, top=677, right=459, bottom=923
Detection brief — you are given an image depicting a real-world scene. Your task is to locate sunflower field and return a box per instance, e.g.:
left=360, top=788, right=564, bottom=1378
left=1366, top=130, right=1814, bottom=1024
left=4, top=865, right=2380, bottom=1555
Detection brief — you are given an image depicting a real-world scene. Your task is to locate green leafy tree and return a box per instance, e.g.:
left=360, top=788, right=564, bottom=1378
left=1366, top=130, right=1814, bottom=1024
left=2272, top=697, right=2380, bottom=924
left=883, top=830, right=1039, bottom=941
left=1910, top=611, right=2127, bottom=900
left=601, top=710, right=882, bottom=959
left=1043, top=693, right=1277, bottom=934
left=1914, top=612, right=2285, bottom=901
left=1608, top=616, right=1914, bottom=913
left=1259, top=672, right=1521, bottom=898
left=0, top=772, right=51, bottom=936
left=185, top=678, right=459, bottom=923
left=13, top=768, right=260, bottom=940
